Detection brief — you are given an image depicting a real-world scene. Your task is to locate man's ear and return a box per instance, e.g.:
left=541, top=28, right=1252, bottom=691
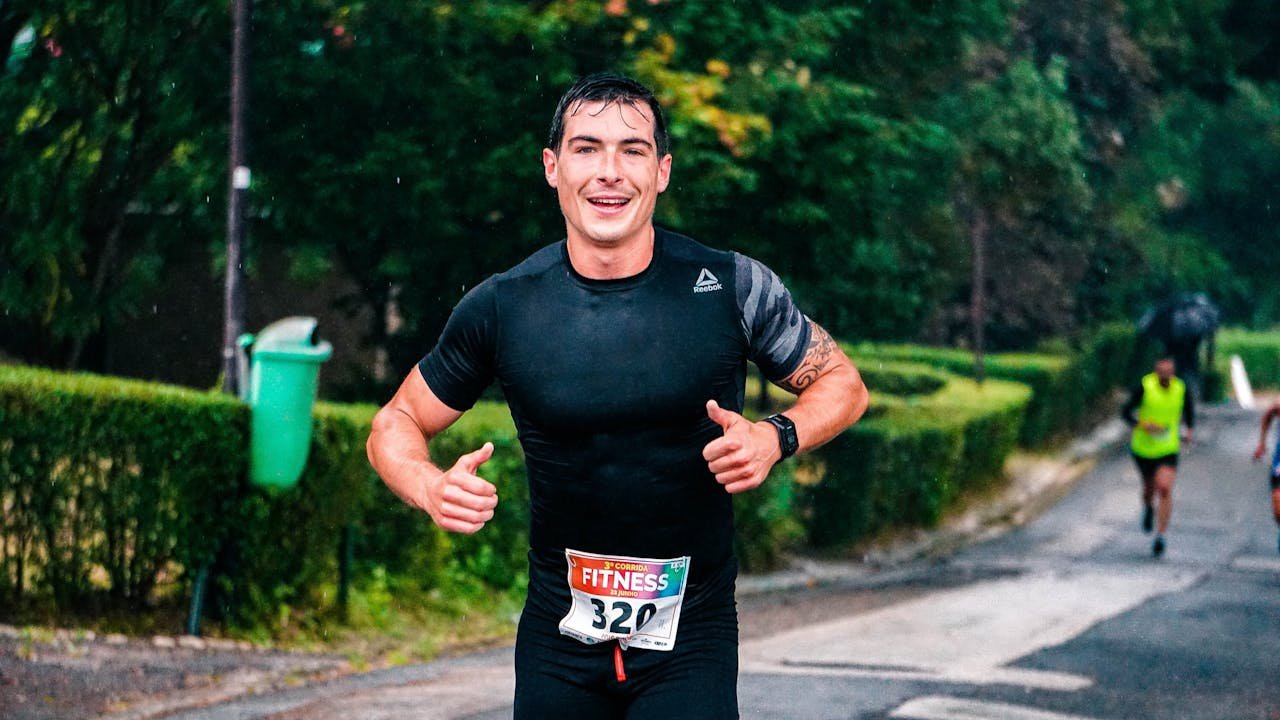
left=657, top=153, right=672, bottom=193
left=542, top=148, right=559, bottom=189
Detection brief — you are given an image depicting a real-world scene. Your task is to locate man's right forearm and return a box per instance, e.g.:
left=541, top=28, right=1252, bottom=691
left=367, top=406, right=443, bottom=512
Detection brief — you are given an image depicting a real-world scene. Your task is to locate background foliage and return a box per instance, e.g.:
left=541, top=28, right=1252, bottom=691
left=3, top=1, right=1278, bottom=392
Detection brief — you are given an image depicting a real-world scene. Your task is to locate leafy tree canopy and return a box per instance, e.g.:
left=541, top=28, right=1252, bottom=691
left=3, top=0, right=1279, bottom=392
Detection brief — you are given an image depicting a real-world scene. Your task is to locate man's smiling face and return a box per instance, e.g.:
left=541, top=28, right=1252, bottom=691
left=542, top=99, right=672, bottom=250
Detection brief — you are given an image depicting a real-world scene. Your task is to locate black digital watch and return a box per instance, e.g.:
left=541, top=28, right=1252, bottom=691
left=763, top=413, right=799, bottom=460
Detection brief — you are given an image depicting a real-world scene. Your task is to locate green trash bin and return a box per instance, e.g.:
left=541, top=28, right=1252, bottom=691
left=238, top=317, right=333, bottom=491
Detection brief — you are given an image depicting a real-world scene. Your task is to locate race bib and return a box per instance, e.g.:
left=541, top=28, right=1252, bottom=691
left=558, top=549, right=690, bottom=651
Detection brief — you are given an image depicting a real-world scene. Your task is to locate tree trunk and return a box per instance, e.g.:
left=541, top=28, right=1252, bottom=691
left=970, top=208, right=989, bottom=384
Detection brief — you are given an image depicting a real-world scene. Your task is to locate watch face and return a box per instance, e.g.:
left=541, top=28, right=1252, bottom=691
left=782, top=427, right=798, bottom=453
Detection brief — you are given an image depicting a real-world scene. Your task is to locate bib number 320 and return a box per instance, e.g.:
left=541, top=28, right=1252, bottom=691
left=558, top=549, right=690, bottom=652
left=590, top=598, right=657, bottom=634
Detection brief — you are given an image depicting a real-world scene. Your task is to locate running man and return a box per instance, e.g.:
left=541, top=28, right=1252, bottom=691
left=366, top=73, right=868, bottom=719
left=1122, top=356, right=1195, bottom=557
left=1250, top=398, right=1280, bottom=554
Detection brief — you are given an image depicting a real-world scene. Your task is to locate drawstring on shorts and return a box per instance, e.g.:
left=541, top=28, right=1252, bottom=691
left=613, top=642, right=627, bottom=682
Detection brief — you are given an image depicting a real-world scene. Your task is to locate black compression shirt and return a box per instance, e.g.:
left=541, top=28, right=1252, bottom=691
left=419, top=227, right=811, bottom=622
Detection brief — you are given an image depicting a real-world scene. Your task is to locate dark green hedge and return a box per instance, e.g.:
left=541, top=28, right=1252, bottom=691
left=1217, top=327, right=1280, bottom=391
left=1075, top=323, right=1144, bottom=403
left=0, top=365, right=527, bottom=624
left=851, top=360, right=950, bottom=397
left=848, top=323, right=1141, bottom=447
left=0, top=365, right=797, bottom=626
left=848, top=343, right=1075, bottom=446
left=796, top=373, right=1031, bottom=550
left=0, top=367, right=245, bottom=607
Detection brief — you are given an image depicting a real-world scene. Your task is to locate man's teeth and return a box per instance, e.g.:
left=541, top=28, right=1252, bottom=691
left=592, top=198, right=627, bottom=205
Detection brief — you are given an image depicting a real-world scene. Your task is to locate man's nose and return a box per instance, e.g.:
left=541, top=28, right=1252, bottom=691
left=596, top=149, right=622, bottom=182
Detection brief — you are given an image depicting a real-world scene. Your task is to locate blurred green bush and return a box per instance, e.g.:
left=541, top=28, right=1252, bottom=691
left=796, top=371, right=1031, bottom=550
left=1216, top=327, right=1280, bottom=391
left=849, top=322, right=1140, bottom=446
left=0, top=367, right=245, bottom=608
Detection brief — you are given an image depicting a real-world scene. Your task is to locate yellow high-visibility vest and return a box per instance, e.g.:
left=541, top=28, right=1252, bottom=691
left=1130, top=373, right=1186, bottom=458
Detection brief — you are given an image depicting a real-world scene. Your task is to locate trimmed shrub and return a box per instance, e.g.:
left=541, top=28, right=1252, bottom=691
left=0, top=364, right=537, bottom=629
left=1076, top=323, right=1143, bottom=402
left=849, top=343, right=1072, bottom=446
left=848, top=328, right=1147, bottom=447
left=7, top=333, right=1125, bottom=628
left=734, top=458, right=804, bottom=573
left=1217, top=327, right=1280, bottom=391
left=796, top=373, right=1031, bottom=550
left=0, top=367, right=245, bottom=607
left=849, top=360, right=949, bottom=397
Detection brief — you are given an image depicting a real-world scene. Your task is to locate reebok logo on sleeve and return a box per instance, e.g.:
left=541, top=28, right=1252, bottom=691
left=692, top=268, right=723, bottom=294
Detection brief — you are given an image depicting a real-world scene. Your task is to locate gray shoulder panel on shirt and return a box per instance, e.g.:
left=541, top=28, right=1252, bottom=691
left=733, top=253, right=811, bottom=380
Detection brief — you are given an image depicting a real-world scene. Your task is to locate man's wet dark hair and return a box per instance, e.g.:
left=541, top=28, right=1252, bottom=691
left=547, top=72, right=669, bottom=157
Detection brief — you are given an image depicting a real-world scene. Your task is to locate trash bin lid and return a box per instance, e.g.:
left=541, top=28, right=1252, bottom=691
left=251, top=316, right=333, bottom=361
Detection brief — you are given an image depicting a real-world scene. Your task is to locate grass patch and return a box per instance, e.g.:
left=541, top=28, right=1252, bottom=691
left=230, top=565, right=526, bottom=666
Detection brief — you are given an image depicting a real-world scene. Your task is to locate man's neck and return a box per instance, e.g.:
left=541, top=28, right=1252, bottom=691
left=566, top=227, right=656, bottom=280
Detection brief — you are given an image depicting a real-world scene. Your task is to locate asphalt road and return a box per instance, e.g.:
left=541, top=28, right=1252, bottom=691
left=6, top=403, right=1277, bottom=720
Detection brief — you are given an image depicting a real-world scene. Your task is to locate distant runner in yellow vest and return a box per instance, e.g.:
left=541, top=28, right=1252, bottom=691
left=1122, top=357, right=1196, bottom=557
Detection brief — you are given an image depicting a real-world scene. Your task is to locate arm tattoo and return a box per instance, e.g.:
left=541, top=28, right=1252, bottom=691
left=778, top=322, right=836, bottom=393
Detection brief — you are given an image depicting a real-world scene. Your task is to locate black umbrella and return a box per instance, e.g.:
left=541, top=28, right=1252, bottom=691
left=1138, top=292, right=1221, bottom=345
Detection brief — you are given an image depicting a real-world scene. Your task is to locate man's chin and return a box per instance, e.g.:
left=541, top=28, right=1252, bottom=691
left=580, top=224, right=636, bottom=246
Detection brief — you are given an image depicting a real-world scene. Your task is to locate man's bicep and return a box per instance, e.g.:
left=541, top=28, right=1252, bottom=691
left=774, top=321, right=847, bottom=394
left=388, top=366, right=465, bottom=438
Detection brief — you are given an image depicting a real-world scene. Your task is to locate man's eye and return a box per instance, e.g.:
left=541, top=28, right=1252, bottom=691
left=575, top=146, right=596, bottom=154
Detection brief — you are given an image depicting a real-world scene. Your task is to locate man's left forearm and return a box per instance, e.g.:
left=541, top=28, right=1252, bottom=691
left=774, top=322, right=868, bottom=454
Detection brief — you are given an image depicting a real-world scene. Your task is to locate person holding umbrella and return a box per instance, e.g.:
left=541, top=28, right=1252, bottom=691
left=1137, top=292, right=1220, bottom=403
left=1122, top=356, right=1195, bottom=557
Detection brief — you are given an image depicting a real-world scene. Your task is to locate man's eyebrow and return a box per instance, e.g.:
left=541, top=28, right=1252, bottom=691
left=566, top=134, right=654, bottom=149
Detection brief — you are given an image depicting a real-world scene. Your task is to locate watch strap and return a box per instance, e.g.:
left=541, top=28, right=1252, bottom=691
left=764, top=413, right=799, bottom=460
